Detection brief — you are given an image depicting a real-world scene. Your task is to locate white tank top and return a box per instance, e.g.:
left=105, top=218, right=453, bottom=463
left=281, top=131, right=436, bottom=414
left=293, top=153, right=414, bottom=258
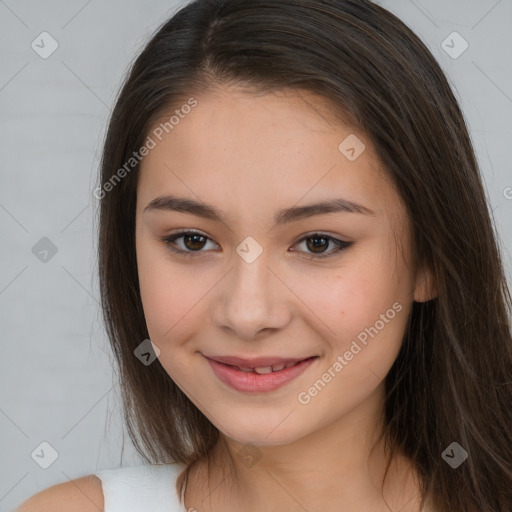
left=94, top=463, right=188, bottom=512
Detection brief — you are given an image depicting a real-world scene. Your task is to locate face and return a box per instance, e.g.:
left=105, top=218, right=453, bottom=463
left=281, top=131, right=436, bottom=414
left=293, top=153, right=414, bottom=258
left=135, top=85, right=433, bottom=446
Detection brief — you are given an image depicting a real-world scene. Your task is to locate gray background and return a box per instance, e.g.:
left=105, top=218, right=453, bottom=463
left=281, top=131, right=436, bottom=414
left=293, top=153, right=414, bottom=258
left=1, top=0, right=511, bottom=510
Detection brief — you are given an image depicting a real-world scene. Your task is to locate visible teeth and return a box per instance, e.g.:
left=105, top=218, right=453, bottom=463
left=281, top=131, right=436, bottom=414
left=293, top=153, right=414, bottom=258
left=234, top=361, right=303, bottom=373
left=254, top=366, right=273, bottom=374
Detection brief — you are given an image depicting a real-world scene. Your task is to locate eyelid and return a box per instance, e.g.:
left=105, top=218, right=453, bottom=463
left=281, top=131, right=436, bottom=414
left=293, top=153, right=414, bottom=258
left=162, top=229, right=219, bottom=256
left=160, top=230, right=353, bottom=259
left=290, top=232, right=353, bottom=260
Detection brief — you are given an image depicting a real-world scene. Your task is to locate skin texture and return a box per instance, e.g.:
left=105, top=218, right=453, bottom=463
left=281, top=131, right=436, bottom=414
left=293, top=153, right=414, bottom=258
left=15, top=475, right=104, bottom=512
left=135, top=85, right=436, bottom=512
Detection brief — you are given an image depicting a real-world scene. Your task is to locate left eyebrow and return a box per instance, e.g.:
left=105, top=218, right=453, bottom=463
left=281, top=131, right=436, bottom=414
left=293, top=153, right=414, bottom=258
left=143, top=194, right=376, bottom=225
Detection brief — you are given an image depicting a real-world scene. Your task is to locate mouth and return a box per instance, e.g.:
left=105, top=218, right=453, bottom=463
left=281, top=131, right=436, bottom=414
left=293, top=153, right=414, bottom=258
left=202, top=354, right=319, bottom=393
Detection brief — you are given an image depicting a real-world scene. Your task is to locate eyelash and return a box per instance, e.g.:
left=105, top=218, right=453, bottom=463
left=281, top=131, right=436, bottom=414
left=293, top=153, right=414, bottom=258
left=160, top=230, right=353, bottom=260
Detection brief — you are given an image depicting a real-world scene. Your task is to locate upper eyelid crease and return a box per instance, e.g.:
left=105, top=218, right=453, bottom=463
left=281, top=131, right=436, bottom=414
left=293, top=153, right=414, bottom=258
left=143, top=194, right=376, bottom=226
left=162, top=231, right=353, bottom=259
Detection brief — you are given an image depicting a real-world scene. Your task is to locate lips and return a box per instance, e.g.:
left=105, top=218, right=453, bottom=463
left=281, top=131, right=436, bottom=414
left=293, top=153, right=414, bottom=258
left=203, top=353, right=319, bottom=392
left=203, top=354, right=310, bottom=374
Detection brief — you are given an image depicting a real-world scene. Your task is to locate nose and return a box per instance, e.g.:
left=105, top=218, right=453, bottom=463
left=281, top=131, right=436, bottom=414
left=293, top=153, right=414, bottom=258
left=211, top=249, right=292, bottom=340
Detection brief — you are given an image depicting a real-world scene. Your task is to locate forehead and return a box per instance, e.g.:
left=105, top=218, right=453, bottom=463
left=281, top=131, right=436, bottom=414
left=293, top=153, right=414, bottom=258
left=137, top=86, right=403, bottom=224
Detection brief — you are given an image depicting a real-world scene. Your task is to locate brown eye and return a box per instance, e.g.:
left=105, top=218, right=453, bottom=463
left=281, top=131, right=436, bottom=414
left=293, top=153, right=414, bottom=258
left=292, top=233, right=353, bottom=260
left=305, top=235, right=330, bottom=254
left=162, top=231, right=218, bottom=256
left=181, top=233, right=208, bottom=251
left=161, top=231, right=352, bottom=260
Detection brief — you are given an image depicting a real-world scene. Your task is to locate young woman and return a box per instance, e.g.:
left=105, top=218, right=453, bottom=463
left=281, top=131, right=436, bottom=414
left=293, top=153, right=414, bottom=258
left=18, top=0, right=512, bottom=511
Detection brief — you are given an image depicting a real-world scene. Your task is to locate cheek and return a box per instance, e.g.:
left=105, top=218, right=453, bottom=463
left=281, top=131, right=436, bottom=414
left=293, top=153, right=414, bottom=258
left=136, top=241, right=199, bottom=342
left=304, top=258, right=409, bottom=357
left=136, top=249, right=205, bottom=388
left=305, top=268, right=387, bottom=330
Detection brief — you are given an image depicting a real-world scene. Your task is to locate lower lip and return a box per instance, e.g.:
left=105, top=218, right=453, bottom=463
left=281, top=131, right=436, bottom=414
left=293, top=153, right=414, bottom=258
left=204, top=355, right=318, bottom=393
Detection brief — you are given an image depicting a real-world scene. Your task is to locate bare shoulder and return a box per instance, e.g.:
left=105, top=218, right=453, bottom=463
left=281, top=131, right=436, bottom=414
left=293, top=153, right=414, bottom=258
left=15, top=474, right=104, bottom=512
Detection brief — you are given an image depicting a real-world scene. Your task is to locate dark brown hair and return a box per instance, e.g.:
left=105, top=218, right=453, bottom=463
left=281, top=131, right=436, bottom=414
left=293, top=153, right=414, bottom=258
left=96, top=1, right=512, bottom=510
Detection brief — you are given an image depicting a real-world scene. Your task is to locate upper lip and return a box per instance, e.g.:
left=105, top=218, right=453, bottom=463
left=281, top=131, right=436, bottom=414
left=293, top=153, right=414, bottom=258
left=203, top=354, right=315, bottom=368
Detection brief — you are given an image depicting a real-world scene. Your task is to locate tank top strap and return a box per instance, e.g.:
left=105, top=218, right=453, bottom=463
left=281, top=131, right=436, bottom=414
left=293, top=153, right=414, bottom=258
left=94, top=463, right=187, bottom=512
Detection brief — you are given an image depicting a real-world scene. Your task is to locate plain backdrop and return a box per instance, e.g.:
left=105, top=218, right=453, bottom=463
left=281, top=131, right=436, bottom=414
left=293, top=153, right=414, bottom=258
left=0, top=0, right=511, bottom=510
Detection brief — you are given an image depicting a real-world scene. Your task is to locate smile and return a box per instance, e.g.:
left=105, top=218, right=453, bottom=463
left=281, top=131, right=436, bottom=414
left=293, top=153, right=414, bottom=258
left=203, top=354, right=319, bottom=393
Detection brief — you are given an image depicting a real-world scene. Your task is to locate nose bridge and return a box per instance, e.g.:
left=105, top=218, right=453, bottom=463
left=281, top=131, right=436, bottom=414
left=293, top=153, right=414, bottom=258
left=213, top=240, right=290, bottom=339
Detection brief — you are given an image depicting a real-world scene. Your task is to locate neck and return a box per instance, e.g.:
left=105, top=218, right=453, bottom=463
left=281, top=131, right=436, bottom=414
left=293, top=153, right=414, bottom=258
left=185, top=383, right=423, bottom=512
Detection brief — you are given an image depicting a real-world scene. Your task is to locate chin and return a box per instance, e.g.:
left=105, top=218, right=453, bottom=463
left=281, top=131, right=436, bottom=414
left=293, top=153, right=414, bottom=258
left=217, top=415, right=310, bottom=448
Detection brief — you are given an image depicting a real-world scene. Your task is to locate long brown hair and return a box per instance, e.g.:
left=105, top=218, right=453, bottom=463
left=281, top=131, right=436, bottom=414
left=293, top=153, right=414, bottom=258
left=96, top=1, right=512, bottom=510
